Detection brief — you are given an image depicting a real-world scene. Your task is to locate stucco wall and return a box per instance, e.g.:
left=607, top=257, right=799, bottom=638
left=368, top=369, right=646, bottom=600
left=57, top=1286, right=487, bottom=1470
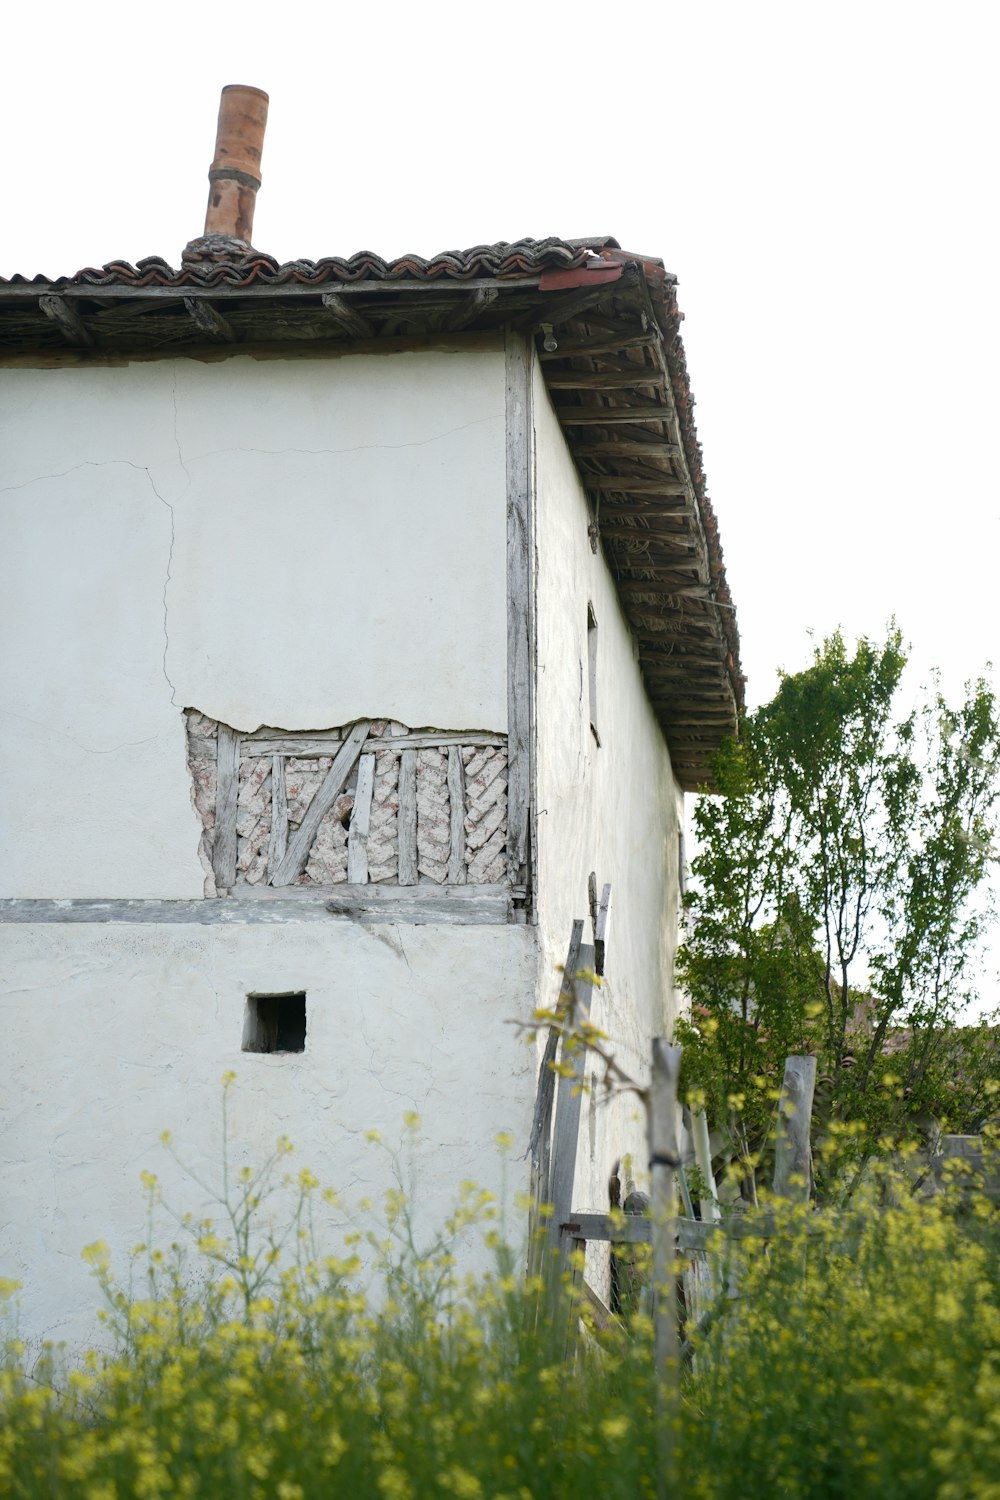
left=0, top=918, right=537, bottom=1350
left=0, top=348, right=507, bottom=898
left=531, top=360, right=684, bottom=1241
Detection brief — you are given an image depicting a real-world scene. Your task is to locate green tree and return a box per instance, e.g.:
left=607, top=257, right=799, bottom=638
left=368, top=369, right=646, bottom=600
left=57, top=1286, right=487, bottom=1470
left=677, top=628, right=1000, bottom=1194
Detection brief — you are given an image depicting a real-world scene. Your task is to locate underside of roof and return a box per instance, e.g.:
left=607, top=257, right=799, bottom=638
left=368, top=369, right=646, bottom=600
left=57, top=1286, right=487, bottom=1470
left=0, top=236, right=744, bottom=789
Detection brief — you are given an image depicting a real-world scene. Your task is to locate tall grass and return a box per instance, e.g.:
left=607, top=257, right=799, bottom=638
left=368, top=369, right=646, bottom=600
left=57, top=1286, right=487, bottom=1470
left=1, top=1100, right=998, bottom=1499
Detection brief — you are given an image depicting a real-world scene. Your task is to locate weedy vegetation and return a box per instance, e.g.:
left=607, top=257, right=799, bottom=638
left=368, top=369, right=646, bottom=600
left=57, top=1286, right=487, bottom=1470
left=1, top=1077, right=998, bottom=1499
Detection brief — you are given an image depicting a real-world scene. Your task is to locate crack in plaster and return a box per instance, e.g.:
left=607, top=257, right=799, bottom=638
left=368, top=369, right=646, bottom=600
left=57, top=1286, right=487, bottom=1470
left=357, top=1012, right=422, bottom=1115
left=1, top=453, right=181, bottom=711
left=181, top=410, right=504, bottom=468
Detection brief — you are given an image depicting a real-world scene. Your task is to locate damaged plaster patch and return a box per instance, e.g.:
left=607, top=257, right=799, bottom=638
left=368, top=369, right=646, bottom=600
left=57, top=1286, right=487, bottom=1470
left=183, top=711, right=509, bottom=890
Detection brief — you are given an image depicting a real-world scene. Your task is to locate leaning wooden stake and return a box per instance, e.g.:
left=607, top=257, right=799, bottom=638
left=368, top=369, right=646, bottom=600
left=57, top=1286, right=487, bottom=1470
left=773, top=1054, right=817, bottom=1202
left=649, top=1039, right=682, bottom=1497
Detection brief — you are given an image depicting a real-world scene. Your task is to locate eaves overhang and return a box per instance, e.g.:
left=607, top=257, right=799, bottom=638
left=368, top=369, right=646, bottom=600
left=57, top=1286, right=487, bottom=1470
left=0, top=236, right=744, bottom=789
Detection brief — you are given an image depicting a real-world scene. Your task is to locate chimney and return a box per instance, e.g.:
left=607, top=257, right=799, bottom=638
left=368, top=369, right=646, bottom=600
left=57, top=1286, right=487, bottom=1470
left=185, top=85, right=269, bottom=261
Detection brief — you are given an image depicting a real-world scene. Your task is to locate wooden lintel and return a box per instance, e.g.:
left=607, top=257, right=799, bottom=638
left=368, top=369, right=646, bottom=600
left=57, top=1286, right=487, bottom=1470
left=183, top=297, right=236, bottom=343
left=320, top=291, right=375, bottom=339
left=440, top=286, right=499, bottom=333
left=38, top=294, right=94, bottom=347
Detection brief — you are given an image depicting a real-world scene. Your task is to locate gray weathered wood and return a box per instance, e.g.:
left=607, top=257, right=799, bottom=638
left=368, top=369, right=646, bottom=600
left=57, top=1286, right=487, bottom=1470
left=0, top=892, right=510, bottom=926
left=594, top=882, right=612, bottom=976
left=266, top=753, right=288, bottom=878
left=773, top=1054, right=817, bottom=1202
left=528, top=920, right=583, bottom=1213
left=39, top=294, right=94, bottom=347
left=183, top=297, right=236, bottom=342
left=505, top=329, right=533, bottom=893
left=270, top=720, right=371, bottom=886
left=397, top=749, right=418, bottom=885
left=320, top=292, right=375, bottom=338
left=346, top=752, right=375, bottom=884
left=548, top=942, right=596, bottom=1257
left=555, top=408, right=671, bottom=427
left=244, top=730, right=505, bottom=756
left=0, top=276, right=543, bottom=304
left=446, top=745, right=466, bottom=885
left=546, top=371, right=666, bottom=390
left=557, top=1210, right=651, bottom=1245
left=649, top=1037, right=682, bottom=1487
left=213, top=724, right=240, bottom=892
left=440, top=286, right=499, bottom=332
left=326, top=891, right=510, bottom=925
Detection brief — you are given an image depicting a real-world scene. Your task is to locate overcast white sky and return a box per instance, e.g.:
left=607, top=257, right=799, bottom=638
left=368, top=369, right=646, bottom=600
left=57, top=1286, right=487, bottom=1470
left=4, top=1, right=999, bottom=1001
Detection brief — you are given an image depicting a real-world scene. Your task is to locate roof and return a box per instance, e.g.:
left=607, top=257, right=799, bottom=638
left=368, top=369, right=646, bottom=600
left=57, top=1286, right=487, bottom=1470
left=0, top=235, right=743, bottom=789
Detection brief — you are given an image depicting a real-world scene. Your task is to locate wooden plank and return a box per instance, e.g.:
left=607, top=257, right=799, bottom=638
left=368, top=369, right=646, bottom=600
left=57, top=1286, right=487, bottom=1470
left=517, top=280, right=622, bottom=330
left=558, top=1211, right=650, bottom=1245
left=595, top=882, right=612, bottom=976
left=583, top=473, right=686, bottom=491
left=649, top=1038, right=682, bottom=1493
left=528, top=920, right=584, bottom=1227
left=320, top=292, right=375, bottom=339
left=0, top=277, right=543, bottom=304
left=440, top=286, right=499, bottom=332
left=266, top=754, right=288, bottom=879
left=397, top=749, right=418, bottom=885
left=546, top=371, right=665, bottom=390
left=38, top=294, right=94, bottom=347
left=347, top=752, right=375, bottom=884
left=581, top=1279, right=626, bottom=1336
left=690, top=1107, right=722, bottom=1223
left=539, top=332, right=654, bottom=359
left=576, top=440, right=682, bottom=460
left=505, top=330, right=533, bottom=893
left=240, top=880, right=515, bottom=903
left=212, top=724, right=240, bottom=892
left=773, top=1054, right=817, bottom=1202
left=244, top=730, right=506, bottom=756
left=327, top=891, right=510, bottom=925
left=556, top=408, right=672, bottom=426
left=548, top=942, right=596, bottom=1258
left=183, top=298, right=236, bottom=342
left=447, top=745, right=466, bottom=885
left=270, top=721, right=371, bottom=886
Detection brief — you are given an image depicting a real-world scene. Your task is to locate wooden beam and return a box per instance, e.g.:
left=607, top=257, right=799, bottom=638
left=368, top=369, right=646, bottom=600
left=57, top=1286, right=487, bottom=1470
left=183, top=297, right=236, bottom=342
left=528, top=919, right=584, bottom=1278
left=518, top=281, right=620, bottom=331
left=397, top=749, right=418, bottom=885
left=320, top=292, right=375, bottom=339
left=213, top=725, right=240, bottom=892
left=447, top=745, right=466, bottom=885
left=773, top=1055, right=817, bottom=1202
left=440, top=286, right=499, bottom=333
left=505, top=330, right=533, bottom=893
left=559, top=1210, right=650, bottom=1245
left=270, top=720, right=371, bottom=886
left=574, top=439, right=680, bottom=459
left=595, top=883, right=612, bottom=976
left=38, top=294, right=94, bottom=347
left=347, top=752, right=375, bottom=884
left=585, top=475, right=687, bottom=494
left=539, top=332, right=653, bottom=360
left=548, top=942, right=596, bottom=1263
left=266, top=753, right=288, bottom=879
left=556, top=408, right=671, bottom=427
left=546, top=370, right=665, bottom=390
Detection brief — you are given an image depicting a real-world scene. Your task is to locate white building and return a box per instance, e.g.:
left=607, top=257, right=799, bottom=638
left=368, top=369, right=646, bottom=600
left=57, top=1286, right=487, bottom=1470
left=0, top=88, right=742, bottom=1346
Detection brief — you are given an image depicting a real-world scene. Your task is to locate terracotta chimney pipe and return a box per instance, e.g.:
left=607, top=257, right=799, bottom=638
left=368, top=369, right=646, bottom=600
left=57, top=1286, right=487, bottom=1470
left=203, top=85, right=269, bottom=243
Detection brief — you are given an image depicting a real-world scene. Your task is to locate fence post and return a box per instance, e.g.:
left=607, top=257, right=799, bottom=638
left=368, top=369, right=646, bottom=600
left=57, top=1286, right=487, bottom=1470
left=649, top=1038, right=682, bottom=1496
left=773, top=1054, right=817, bottom=1202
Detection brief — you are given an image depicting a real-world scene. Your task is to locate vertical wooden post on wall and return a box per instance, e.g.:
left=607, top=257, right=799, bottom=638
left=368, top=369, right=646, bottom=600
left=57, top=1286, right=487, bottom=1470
left=773, top=1054, right=817, bottom=1202
left=505, top=329, right=533, bottom=903
left=649, top=1038, right=682, bottom=1498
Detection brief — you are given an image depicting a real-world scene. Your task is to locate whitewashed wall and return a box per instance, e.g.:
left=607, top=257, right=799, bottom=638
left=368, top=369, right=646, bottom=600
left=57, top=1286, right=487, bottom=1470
left=531, top=360, right=684, bottom=1258
left=0, top=348, right=507, bottom=898
left=0, top=918, right=537, bottom=1351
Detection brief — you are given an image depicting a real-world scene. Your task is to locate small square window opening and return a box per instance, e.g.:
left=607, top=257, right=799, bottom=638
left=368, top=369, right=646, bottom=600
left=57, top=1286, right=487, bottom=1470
left=242, top=992, right=307, bottom=1054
